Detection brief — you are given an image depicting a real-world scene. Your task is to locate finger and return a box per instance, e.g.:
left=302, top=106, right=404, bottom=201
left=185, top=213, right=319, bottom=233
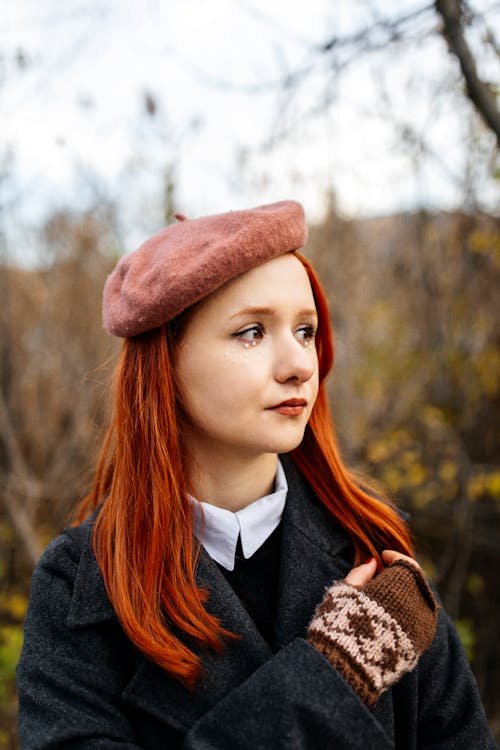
left=345, top=557, right=378, bottom=587
left=381, top=549, right=420, bottom=570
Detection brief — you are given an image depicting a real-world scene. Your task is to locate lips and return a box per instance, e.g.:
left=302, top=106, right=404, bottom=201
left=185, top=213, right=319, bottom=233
left=268, top=398, right=307, bottom=416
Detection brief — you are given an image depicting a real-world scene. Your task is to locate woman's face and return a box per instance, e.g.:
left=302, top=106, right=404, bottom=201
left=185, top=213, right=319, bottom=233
left=174, top=253, right=319, bottom=463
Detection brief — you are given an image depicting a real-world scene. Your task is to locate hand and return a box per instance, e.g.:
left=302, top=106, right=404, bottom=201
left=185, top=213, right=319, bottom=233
left=344, top=557, right=377, bottom=587
left=308, top=550, right=439, bottom=707
left=345, top=550, right=420, bottom=586
left=381, top=549, right=420, bottom=569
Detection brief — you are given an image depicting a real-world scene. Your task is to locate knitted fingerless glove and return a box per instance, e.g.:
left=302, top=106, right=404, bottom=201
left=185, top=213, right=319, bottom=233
left=307, top=559, right=439, bottom=708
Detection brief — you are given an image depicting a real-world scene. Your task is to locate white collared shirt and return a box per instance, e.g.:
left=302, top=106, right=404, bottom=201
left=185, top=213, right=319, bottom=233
left=190, top=460, right=288, bottom=571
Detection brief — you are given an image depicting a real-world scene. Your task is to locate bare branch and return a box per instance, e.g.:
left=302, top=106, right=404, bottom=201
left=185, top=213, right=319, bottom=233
left=435, top=0, right=500, bottom=145
left=1, top=483, right=43, bottom=566
left=319, top=3, right=435, bottom=53
left=0, top=385, right=43, bottom=564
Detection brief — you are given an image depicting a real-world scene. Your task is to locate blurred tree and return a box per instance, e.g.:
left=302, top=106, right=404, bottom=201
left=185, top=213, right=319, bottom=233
left=0, top=204, right=120, bottom=745
left=296, top=1, right=500, bottom=141
left=435, top=0, right=500, bottom=145
left=235, top=0, right=499, bottom=214
left=0, top=205, right=119, bottom=563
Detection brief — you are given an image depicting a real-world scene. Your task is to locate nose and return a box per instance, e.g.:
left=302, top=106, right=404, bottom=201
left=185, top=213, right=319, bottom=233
left=273, top=335, right=317, bottom=384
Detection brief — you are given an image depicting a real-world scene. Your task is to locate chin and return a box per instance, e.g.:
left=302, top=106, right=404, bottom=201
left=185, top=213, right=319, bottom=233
left=257, top=431, right=306, bottom=455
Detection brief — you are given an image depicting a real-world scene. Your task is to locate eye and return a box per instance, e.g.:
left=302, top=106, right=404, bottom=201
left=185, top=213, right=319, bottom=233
left=232, top=324, right=264, bottom=343
left=296, top=324, right=317, bottom=344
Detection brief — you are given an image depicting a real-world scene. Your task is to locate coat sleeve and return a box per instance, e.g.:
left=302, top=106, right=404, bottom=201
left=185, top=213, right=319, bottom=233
left=184, top=637, right=395, bottom=750
left=411, top=606, right=498, bottom=749
left=17, top=533, right=146, bottom=750
left=183, top=609, right=498, bottom=750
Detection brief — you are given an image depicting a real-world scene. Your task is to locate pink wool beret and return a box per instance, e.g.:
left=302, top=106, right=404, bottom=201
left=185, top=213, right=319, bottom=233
left=103, top=200, right=307, bottom=338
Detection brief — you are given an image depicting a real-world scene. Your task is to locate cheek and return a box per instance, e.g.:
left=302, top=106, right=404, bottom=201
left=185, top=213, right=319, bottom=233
left=178, top=359, right=254, bottom=420
left=175, top=337, right=269, bottom=417
left=307, top=367, right=320, bottom=414
left=312, top=366, right=320, bottom=396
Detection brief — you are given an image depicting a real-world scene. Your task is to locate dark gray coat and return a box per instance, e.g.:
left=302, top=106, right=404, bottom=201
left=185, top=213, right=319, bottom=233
left=17, top=459, right=497, bottom=749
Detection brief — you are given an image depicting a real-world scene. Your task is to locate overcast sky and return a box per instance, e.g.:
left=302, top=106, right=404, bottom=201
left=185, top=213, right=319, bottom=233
left=2, top=0, right=499, bottom=260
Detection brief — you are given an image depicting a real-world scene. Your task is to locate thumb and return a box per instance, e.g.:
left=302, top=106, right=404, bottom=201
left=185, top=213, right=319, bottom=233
left=381, top=549, right=421, bottom=570
left=345, top=557, right=377, bottom=587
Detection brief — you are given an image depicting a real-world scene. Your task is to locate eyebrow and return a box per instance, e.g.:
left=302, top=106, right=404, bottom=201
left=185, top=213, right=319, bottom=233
left=229, top=306, right=318, bottom=320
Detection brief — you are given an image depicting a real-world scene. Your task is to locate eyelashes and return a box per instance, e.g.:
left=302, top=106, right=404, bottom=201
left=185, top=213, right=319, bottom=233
left=232, top=323, right=317, bottom=346
left=233, top=325, right=264, bottom=342
left=296, top=325, right=317, bottom=343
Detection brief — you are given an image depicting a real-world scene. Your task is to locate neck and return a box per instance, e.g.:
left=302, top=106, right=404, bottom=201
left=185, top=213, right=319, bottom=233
left=184, top=449, right=279, bottom=512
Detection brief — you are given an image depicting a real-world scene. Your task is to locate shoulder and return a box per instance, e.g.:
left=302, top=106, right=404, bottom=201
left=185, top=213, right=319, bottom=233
left=36, top=517, right=94, bottom=574
left=31, top=517, right=96, bottom=601
left=27, top=515, right=115, bottom=633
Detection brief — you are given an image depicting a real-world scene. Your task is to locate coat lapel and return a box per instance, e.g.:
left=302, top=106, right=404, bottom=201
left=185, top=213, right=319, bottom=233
left=121, top=550, right=273, bottom=733
left=274, top=455, right=354, bottom=648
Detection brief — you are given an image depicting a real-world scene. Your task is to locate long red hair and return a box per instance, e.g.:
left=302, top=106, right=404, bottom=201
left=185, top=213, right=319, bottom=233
left=76, top=252, right=412, bottom=688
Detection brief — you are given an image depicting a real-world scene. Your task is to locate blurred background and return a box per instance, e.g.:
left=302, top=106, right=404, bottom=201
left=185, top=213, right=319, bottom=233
left=1, top=0, right=499, bottom=745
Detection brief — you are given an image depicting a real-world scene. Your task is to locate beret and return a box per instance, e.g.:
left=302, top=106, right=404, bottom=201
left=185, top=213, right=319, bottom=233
left=103, top=200, right=307, bottom=338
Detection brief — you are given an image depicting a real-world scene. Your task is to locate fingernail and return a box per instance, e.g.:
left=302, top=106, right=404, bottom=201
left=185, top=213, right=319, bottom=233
left=364, top=556, right=375, bottom=564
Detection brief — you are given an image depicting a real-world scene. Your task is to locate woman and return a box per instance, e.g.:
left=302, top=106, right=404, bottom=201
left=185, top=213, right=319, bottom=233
left=17, top=201, right=496, bottom=748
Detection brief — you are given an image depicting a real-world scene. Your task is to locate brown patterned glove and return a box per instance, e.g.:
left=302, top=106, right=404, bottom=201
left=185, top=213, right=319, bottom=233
left=307, top=559, right=439, bottom=707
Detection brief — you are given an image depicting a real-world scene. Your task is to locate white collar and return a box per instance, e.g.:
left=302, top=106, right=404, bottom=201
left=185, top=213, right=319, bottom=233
left=190, top=460, right=288, bottom=571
